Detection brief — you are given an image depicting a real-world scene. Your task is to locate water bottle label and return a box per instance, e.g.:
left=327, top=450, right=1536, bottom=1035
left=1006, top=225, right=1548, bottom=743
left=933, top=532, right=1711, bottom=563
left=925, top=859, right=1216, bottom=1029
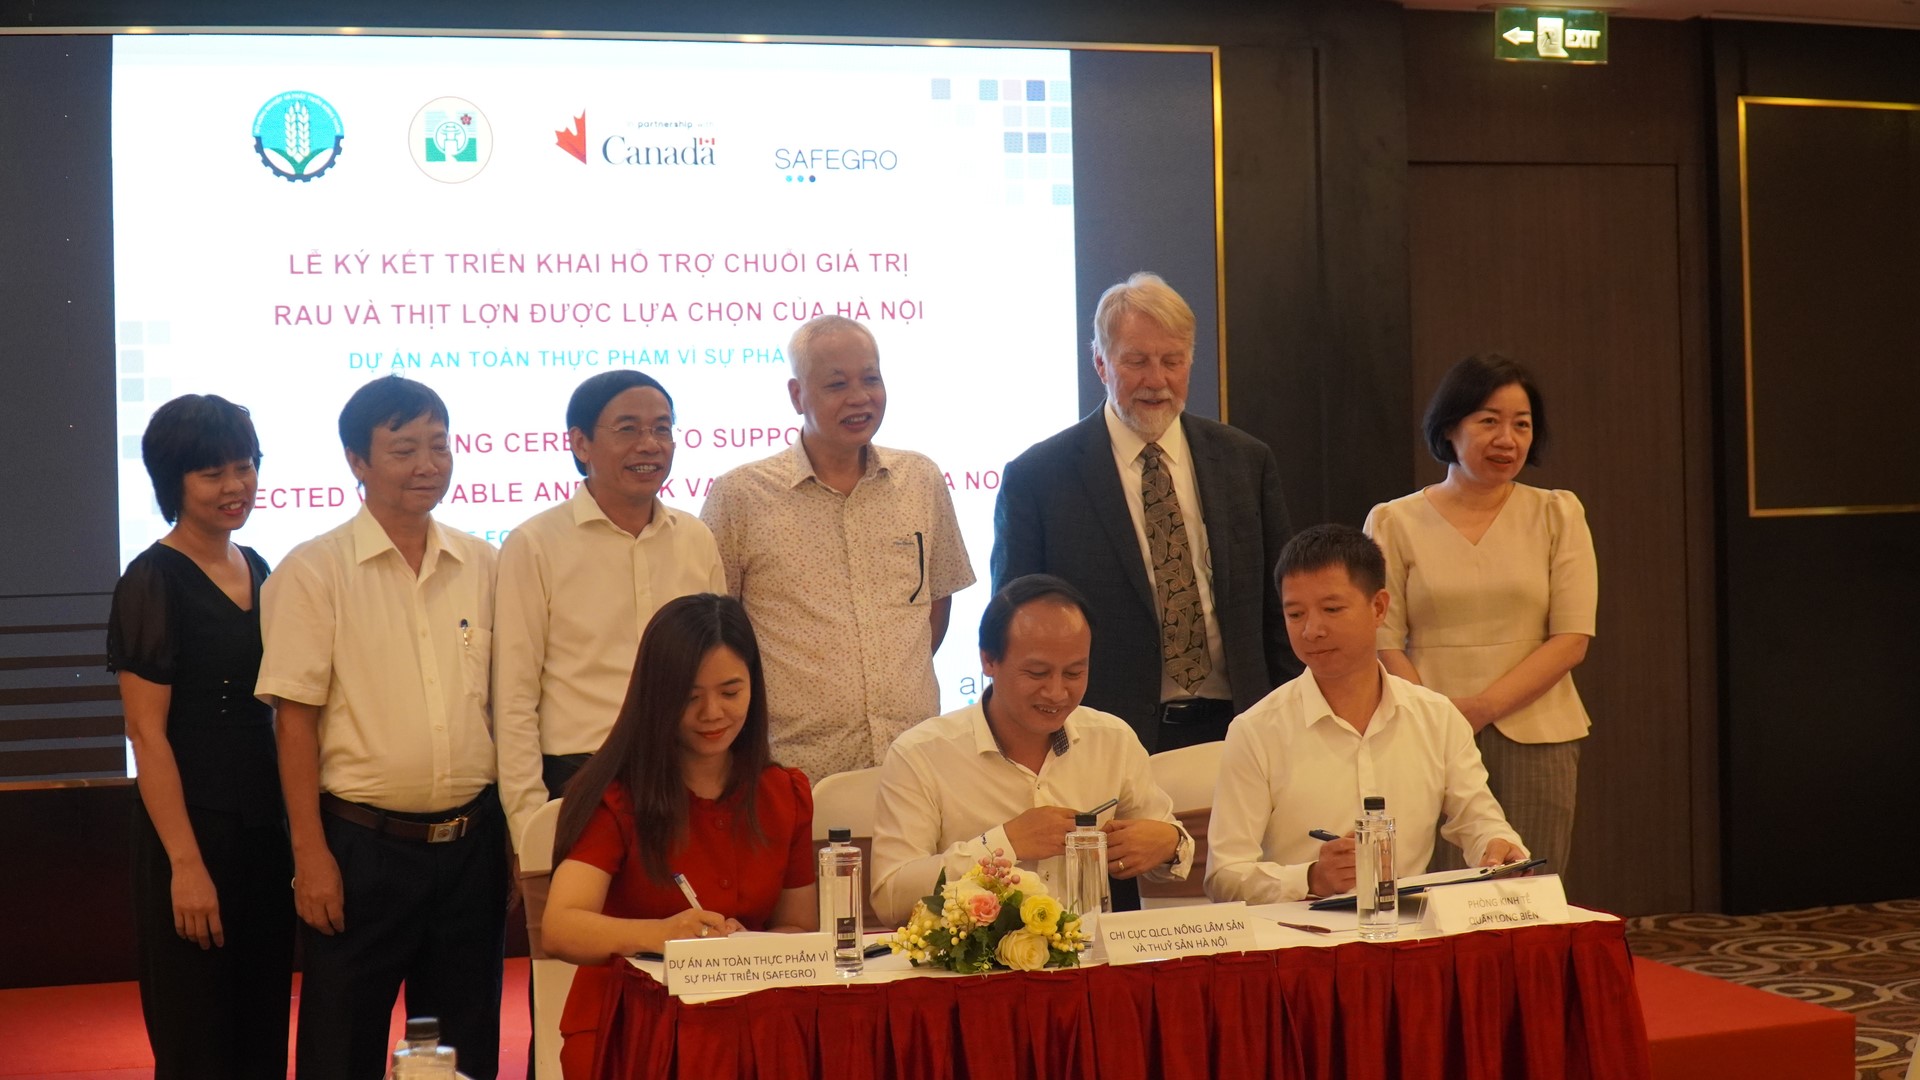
left=835, top=916, right=857, bottom=947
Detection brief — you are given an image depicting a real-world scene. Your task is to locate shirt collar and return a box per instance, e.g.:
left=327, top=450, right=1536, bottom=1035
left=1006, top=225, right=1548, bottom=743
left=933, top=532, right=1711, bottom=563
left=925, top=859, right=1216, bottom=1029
left=1103, top=402, right=1189, bottom=467
left=780, top=435, right=890, bottom=491
left=971, top=686, right=1077, bottom=760
left=569, top=482, right=672, bottom=537
left=1299, top=662, right=1402, bottom=734
left=350, top=504, right=464, bottom=568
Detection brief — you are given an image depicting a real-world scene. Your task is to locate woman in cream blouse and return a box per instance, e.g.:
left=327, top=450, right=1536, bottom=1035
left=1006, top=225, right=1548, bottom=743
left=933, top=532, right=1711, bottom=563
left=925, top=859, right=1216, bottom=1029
left=1364, top=354, right=1597, bottom=881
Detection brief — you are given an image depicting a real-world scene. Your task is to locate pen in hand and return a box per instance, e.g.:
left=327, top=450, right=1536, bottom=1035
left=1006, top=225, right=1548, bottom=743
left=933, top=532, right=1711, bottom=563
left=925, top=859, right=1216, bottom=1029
left=673, top=872, right=703, bottom=910
left=672, top=872, right=722, bottom=940
left=1309, top=829, right=1341, bottom=843
left=1083, top=797, right=1119, bottom=818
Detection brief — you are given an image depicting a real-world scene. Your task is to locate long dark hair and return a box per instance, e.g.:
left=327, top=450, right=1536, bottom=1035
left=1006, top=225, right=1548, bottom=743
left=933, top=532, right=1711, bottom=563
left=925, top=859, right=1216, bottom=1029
left=553, top=593, right=773, bottom=884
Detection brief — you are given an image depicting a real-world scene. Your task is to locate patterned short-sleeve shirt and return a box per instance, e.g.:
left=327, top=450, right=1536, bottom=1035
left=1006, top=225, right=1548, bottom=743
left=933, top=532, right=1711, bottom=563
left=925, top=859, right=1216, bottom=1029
left=701, top=440, right=975, bottom=781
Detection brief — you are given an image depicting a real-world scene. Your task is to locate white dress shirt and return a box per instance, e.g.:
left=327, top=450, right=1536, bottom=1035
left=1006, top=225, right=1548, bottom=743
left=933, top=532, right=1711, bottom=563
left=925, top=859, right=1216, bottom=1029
left=1204, top=665, right=1525, bottom=905
left=256, top=506, right=498, bottom=813
left=493, top=486, right=727, bottom=847
left=869, top=696, right=1194, bottom=927
left=701, top=440, right=974, bottom=781
left=1101, top=406, right=1231, bottom=702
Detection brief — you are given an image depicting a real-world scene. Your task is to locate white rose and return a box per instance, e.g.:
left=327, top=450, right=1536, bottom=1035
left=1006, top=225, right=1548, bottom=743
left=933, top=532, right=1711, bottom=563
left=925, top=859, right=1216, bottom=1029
left=1009, top=871, right=1048, bottom=897
left=995, top=928, right=1052, bottom=971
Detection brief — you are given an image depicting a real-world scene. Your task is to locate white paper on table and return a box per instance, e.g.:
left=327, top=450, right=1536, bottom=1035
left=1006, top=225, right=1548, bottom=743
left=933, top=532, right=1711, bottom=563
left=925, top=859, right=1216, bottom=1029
left=1246, top=898, right=1428, bottom=939
left=1312, top=859, right=1542, bottom=906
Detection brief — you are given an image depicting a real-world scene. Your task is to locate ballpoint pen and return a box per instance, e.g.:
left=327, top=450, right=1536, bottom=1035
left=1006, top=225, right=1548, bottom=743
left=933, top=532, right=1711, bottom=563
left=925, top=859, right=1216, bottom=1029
left=673, top=872, right=703, bottom=910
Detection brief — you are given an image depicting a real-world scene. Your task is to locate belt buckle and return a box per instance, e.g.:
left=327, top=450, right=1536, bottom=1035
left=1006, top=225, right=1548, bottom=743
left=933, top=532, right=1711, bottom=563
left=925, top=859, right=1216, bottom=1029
left=427, top=817, right=467, bottom=843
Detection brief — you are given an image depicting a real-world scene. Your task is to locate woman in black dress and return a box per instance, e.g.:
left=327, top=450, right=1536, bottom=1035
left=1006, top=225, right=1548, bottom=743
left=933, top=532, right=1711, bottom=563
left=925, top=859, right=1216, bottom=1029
left=109, top=394, right=292, bottom=1079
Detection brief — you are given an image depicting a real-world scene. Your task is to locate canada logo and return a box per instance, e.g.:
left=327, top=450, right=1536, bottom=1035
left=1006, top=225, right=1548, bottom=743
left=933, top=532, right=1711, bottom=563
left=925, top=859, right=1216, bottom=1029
left=555, top=111, right=587, bottom=163
left=252, top=91, right=345, bottom=182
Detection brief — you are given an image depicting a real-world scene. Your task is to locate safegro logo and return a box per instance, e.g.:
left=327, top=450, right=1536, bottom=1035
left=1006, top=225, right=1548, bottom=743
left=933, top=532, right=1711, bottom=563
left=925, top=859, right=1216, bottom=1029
left=252, top=91, right=345, bottom=182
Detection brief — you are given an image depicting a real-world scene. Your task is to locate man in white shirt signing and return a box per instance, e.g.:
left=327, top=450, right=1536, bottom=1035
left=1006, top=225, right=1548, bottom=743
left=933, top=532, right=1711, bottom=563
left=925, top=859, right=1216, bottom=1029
left=871, top=574, right=1192, bottom=928
left=1205, top=524, right=1526, bottom=905
left=493, top=371, right=725, bottom=850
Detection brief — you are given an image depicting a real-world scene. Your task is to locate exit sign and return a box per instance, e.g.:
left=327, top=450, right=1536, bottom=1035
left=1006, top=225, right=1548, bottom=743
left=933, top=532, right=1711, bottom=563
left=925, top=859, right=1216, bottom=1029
left=1495, top=8, right=1608, bottom=63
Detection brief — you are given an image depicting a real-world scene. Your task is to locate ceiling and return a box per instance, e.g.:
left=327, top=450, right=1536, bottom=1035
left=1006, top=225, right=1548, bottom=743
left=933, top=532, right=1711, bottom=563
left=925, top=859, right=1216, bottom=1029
left=1398, top=0, right=1920, bottom=29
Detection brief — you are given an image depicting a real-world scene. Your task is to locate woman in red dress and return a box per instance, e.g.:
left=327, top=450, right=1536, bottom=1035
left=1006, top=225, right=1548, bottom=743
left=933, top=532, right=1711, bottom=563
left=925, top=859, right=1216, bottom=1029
left=542, top=593, right=817, bottom=1079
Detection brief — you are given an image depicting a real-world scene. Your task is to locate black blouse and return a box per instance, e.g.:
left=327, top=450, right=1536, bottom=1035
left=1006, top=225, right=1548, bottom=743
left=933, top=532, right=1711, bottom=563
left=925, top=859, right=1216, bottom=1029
left=108, top=543, right=282, bottom=826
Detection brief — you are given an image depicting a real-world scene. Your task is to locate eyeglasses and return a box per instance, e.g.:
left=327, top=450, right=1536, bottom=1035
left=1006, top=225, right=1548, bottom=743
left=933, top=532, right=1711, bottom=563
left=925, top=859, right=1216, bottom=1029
left=596, top=423, right=676, bottom=447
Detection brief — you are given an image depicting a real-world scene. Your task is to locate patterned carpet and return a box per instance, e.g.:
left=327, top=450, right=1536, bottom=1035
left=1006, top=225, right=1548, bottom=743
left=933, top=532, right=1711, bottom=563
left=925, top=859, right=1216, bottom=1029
left=1626, top=900, right=1920, bottom=1080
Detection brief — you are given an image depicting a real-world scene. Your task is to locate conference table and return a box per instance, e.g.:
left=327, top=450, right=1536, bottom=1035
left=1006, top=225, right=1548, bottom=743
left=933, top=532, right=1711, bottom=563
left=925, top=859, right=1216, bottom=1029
left=591, top=900, right=1654, bottom=1079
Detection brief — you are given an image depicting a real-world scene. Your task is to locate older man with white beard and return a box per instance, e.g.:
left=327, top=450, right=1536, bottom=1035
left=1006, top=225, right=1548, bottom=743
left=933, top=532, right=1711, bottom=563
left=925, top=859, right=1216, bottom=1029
left=992, top=272, right=1298, bottom=761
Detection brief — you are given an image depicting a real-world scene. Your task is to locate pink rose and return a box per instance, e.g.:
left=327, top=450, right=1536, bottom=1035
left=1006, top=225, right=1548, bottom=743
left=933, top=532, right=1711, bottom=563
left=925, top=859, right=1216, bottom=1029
left=964, top=891, right=1001, bottom=924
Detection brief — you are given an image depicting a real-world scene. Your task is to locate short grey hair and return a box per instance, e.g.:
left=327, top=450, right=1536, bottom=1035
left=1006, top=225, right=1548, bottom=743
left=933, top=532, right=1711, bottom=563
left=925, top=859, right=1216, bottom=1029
left=1091, top=272, right=1196, bottom=359
left=789, top=315, right=879, bottom=377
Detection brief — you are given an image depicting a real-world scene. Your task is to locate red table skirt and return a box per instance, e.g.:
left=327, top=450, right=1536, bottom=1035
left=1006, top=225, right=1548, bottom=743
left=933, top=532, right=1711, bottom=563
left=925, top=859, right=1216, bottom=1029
left=593, top=920, right=1653, bottom=1080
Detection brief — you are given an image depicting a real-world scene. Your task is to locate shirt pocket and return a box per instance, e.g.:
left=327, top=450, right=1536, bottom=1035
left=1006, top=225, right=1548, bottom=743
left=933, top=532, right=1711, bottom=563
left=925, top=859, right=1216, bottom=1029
left=460, top=625, right=493, bottom=713
left=887, top=531, right=931, bottom=607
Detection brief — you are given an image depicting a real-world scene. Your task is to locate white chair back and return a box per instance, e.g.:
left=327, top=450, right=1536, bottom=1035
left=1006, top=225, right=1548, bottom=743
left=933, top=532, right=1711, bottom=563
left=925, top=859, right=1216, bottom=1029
left=518, top=797, right=574, bottom=1080
left=808, top=766, right=885, bottom=925
left=521, top=796, right=565, bottom=874
left=1149, top=741, right=1225, bottom=814
left=1141, top=742, right=1226, bottom=906
left=810, top=766, right=882, bottom=840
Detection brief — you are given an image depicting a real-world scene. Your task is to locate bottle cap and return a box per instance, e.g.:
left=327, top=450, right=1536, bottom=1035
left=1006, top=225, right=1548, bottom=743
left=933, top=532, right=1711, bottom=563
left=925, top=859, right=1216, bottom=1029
left=404, top=1017, right=441, bottom=1041
left=1075, top=813, right=1097, bottom=827
left=1363, top=795, right=1386, bottom=811
left=828, top=827, right=852, bottom=843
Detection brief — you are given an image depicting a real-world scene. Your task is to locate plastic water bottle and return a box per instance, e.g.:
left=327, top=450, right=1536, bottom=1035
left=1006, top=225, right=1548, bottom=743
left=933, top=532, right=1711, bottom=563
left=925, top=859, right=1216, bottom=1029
left=1356, top=796, right=1398, bottom=940
left=818, top=827, right=864, bottom=976
left=389, top=1016, right=457, bottom=1079
left=1062, top=812, right=1111, bottom=931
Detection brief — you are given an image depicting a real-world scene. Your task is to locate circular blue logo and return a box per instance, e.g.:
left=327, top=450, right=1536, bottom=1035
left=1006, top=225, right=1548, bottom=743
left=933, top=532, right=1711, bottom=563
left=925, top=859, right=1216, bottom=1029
left=252, top=91, right=345, bottom=182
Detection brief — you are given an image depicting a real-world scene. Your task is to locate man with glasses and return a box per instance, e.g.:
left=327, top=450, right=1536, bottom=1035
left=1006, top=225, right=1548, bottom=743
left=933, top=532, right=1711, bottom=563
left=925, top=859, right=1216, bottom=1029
left=493, top=370, right=725, bottom=850
left=702, top=315, right=974, bottom=781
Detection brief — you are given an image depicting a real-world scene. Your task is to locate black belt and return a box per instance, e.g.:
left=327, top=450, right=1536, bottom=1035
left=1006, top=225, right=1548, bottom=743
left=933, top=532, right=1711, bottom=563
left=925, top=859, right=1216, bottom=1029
left=1158, top=698, right=1233, bottom=725
left=320, top=787, right=493, bottom=843
left=542, top=752, right=592, bottom=800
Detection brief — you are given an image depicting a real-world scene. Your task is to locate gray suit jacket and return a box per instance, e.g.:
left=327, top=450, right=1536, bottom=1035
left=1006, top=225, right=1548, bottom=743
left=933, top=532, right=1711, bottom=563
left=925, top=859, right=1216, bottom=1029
left=991, top=409, right=1299, bottom=750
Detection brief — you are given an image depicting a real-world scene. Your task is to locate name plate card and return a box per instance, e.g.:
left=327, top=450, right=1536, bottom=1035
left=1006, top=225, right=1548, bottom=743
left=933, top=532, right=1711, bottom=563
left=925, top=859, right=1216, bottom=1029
left=1422, top=874, right=1571, bottom=935
left=662, top=932, right=835, bottom=997
left=1098, top=902, right=1258, bottom=965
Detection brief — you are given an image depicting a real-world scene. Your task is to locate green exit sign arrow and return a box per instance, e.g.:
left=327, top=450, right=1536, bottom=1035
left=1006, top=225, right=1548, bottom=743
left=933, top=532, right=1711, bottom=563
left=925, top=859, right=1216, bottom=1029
left=1495, top=8, right=1609, bottom=63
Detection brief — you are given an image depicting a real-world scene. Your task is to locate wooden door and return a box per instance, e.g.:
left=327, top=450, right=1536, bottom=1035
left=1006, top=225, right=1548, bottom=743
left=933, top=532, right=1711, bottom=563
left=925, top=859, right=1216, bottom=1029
left=1408, top=163, right=1693, bottom=915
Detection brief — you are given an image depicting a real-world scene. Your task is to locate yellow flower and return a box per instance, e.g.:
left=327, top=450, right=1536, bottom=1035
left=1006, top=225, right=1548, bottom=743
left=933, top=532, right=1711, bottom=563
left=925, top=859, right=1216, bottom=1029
left=1020, top=894, right=1063, bottom=936
left=995, top=928, right=1052, bottom=971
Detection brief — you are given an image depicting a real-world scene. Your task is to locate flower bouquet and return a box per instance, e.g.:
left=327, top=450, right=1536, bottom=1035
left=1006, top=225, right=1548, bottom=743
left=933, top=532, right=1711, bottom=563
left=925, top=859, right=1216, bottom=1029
left=887, top=851, right=1091, bottom=973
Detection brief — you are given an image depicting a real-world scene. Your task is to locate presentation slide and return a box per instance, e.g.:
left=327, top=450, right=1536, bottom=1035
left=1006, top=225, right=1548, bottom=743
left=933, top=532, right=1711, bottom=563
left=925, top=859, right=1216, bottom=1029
left=111, top=34, right=1082, bottom=710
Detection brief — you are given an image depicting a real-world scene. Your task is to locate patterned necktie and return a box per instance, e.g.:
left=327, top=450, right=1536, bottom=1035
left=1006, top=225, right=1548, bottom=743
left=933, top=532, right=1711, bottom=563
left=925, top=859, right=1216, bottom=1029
left=1140, top=442, right=1211, bottom=693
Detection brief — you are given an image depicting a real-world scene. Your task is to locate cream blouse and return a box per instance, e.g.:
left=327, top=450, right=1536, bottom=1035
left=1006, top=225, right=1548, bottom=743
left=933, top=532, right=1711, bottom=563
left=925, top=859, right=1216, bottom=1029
left=1363, top=485, right=1597, bottom=744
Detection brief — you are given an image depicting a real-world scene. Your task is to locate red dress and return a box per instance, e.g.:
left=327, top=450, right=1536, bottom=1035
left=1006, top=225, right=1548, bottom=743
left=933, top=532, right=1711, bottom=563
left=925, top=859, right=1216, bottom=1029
left=558, top=766, right=815, bottom=1079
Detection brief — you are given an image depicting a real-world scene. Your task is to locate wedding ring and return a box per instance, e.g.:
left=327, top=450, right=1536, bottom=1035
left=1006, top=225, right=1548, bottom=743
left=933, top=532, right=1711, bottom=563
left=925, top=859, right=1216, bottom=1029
left=1117, top=859, right=1126, bottom=872
left=698, top=926, right=710, bottom=937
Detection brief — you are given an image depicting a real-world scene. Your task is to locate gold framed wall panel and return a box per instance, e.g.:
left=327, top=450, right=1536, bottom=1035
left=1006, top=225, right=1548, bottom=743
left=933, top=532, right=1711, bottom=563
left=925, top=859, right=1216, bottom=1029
left=1737, top=94, right=1920, bottom=518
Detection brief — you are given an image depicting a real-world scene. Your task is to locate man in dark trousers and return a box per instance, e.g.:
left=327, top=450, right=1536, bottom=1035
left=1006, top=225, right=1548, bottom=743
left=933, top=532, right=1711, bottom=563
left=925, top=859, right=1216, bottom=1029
left=992, top=272, right=1297, bottom=757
